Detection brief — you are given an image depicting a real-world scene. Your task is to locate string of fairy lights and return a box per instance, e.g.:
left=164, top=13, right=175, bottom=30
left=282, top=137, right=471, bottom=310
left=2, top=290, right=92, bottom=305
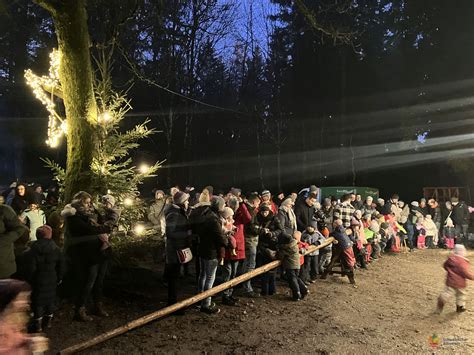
left=24, top=49, right=66, bottom=148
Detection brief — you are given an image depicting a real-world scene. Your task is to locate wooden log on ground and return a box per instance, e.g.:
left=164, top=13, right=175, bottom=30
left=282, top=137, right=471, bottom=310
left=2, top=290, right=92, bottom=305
left=59, top=237, right=335, bottom=354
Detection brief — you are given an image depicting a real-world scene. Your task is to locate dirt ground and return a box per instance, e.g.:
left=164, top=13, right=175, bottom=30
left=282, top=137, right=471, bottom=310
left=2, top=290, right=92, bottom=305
left=46, top=249, right=473, bottom=354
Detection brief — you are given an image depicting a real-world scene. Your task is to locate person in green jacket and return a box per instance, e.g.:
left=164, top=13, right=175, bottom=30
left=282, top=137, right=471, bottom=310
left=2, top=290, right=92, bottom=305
left=0, top=205, right=29, bottom=279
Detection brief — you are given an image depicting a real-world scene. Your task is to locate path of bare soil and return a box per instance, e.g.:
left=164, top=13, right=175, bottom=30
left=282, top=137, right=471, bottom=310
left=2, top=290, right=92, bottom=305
left=47, top=249, right=473, bottom=354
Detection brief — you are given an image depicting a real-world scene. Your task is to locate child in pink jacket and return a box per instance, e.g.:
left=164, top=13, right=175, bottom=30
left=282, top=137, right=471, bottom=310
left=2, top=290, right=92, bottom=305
left=436, top=244, right=474, bottom=313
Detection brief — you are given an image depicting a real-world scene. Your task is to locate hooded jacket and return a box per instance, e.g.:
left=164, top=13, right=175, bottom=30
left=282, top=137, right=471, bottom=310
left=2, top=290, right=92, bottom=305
left=24, top=238, right=65, bottom=308
left=451, top=202, right=470, bottom=225
left=225, top=203, right=251, bottom=261
left=0, top=205, right=28, bottom=278
left=148, top=198, right=166, bottom=237
left=443, top=255, right=474, bottom=289
left=61, top=204, right=110, bottom=264
left=190, top=205, right=227, bottom=260
left=278, top=237, right=300, bottom=270
left=165, top=204, right=191, bottom=264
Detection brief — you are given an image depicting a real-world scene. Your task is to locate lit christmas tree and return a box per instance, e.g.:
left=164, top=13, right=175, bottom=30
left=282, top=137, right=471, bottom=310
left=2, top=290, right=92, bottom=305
left=25, top=49, right=161, bottom=233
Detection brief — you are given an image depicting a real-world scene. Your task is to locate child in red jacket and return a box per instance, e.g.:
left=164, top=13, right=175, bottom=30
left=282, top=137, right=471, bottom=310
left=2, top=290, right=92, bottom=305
left=436, top=244, right=474, bottom=313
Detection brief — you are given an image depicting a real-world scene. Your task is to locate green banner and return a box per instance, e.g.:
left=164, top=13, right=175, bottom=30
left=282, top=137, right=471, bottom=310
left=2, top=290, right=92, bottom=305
left=319, top=186, right=379, bottom=201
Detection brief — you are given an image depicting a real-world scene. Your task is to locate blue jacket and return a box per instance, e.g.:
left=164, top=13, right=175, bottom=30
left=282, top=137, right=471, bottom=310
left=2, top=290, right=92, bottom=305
left=331, top=226, right=353, bottom=250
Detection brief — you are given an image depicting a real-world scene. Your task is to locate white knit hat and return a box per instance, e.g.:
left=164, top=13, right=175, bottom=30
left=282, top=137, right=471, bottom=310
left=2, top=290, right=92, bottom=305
left=454, top=244, right=466, bottom=257
left=220, top=206, right=234, bottom=219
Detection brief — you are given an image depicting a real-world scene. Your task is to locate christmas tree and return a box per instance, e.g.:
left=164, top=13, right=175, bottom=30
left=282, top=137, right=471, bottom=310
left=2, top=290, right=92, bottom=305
left=26, top=48, right=161, bottom=233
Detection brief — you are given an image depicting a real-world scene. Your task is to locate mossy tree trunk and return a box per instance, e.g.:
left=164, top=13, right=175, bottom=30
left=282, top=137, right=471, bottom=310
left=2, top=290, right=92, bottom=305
left=35, top=0, right=97, bottom=203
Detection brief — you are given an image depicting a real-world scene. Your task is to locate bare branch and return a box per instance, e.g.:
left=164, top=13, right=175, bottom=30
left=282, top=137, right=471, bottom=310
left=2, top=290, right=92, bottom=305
left=294, top=0, right=358, bottom=45
left=34, top=0, right=59, bottom=15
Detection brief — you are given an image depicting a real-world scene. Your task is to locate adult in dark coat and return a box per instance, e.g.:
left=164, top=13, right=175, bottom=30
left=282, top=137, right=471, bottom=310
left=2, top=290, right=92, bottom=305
left=10, top=184, right=29, bottom=215
left=164, top=191, right=191, bottom=311
left=0, top=205, right=28, bottom=278
left=293, top=192, right=317, bottom=232
left=61, top=191, right=111, bottom=321
left=195, top=196, right=227, bottom=313
left=24, top=225, right=65, bottom=331
left=450, top=197, right=470, bottom=244
left=255, top=205, right=282, bottom=296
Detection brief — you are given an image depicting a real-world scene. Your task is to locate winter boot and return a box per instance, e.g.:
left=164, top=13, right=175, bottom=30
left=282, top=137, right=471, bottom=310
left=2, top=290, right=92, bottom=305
left=42, top=314, right=53, bottom=329
left=32, top=317, right=43, bottom=332
left=74, top=306, right=93, bottom=322
left=292, top=292, right=302, bottom=301
left=456, top=305, right=466, bottom=313
left=93, top=302, right=109, bottom=317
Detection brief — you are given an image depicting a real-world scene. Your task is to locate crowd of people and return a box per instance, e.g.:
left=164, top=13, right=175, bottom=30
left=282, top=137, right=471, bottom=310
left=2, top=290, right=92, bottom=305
left=0, top=181, right=473, bottom=349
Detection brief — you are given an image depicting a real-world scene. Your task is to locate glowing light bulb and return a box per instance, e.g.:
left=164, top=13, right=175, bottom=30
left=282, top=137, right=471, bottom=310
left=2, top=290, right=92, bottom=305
left=134, top=224, right=146, bottom=235
left=100, top=111, right=111, bottom=123
left=60, top=120, right=68, bottom=134
left=124, top=198, right=133, bottom=206
left=139, top=164, right=150, bottom=174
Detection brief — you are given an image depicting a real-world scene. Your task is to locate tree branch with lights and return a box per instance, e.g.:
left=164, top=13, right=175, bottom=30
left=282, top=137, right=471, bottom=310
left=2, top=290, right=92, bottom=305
left=25, top=47, right=162, bottom=233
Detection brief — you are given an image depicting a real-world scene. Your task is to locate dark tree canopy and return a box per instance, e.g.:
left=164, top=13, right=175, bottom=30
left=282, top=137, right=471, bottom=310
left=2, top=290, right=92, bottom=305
left=0, top=0, right=473, bottom=200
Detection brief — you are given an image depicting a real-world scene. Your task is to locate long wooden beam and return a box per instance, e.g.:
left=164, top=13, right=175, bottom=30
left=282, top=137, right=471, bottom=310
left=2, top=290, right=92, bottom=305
left=59, top=237, right=335, bottom=354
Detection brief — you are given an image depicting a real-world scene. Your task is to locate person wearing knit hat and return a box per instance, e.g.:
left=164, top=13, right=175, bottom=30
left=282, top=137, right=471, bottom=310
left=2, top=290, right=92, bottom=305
left=101, top=194, right=115, bottom=208
left=260, top=190, right=278, bottom=214
left=24, top=223, right=65, bottom=331
left=204, top=185, right=214, bottom=196
left=230, top=187, right=242, bottom=197
left=36, top=225, right=52, bottom=240
left=442, top=217, right=458, bottom=249
left=192, top=195, right=228, bottom=313
left=281, top=198, right=294, bottom=209
left=436, top=244, right=474, bottom=314
left=148, top=190, right=166, bottom=239
left=173, top=191, right=190, bottom=207
left=220, top=206, right=234, bottom=220
left=164, top=189, right=192, bottom=314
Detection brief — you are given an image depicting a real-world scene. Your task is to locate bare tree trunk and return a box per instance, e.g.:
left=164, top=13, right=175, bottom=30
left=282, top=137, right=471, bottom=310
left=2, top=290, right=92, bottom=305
left=36, top=0, right=97, bottom=202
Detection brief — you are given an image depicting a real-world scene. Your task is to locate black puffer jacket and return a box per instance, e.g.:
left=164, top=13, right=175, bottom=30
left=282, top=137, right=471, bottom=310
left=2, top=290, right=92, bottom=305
left=255, top=211, right=283, bottom=263
left=193, top=207, right=227, bottom=260
left=62, top=204, right=110, bottom=265
left=24, top=238, right=65, bottom=308
left=294, top=200, right=315, bottom=232
left=165, top=205, right=190, bottom=264
left=451, top=202, right=470, bottom=225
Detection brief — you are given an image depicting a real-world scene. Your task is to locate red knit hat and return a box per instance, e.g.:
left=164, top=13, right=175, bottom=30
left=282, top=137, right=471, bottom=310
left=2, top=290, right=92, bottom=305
left=36, top=225, right=52, bottom=240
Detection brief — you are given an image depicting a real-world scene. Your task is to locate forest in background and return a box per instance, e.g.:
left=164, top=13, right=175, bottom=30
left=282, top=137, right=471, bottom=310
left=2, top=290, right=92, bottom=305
left=1, top=0, right=473, bottom=200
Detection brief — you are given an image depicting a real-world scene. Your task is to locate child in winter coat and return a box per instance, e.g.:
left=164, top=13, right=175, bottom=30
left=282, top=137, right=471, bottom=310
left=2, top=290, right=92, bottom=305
left=415, top=217, right=427, bottom=249
left=301, top=221, right=323, bottom=282
left=442, top=217, right=458, bottom=249
left=424, top=215, right=438, bottom=248
left=278, top=230, right=308, bottom=301
left=220, top=207, right=237, bottom=264
left=436, top=244, right=474, bottom=313
left=100, top=195, right=121, bottom=251
left=320, top=219, right=357, bottom=287
left=19, top=197, right=46, bottom=242
left=378, top=222, right=389, bottom=253
left=24, top=225, right=65, bottom=332
left=316, top=226, right=333, bottom=275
